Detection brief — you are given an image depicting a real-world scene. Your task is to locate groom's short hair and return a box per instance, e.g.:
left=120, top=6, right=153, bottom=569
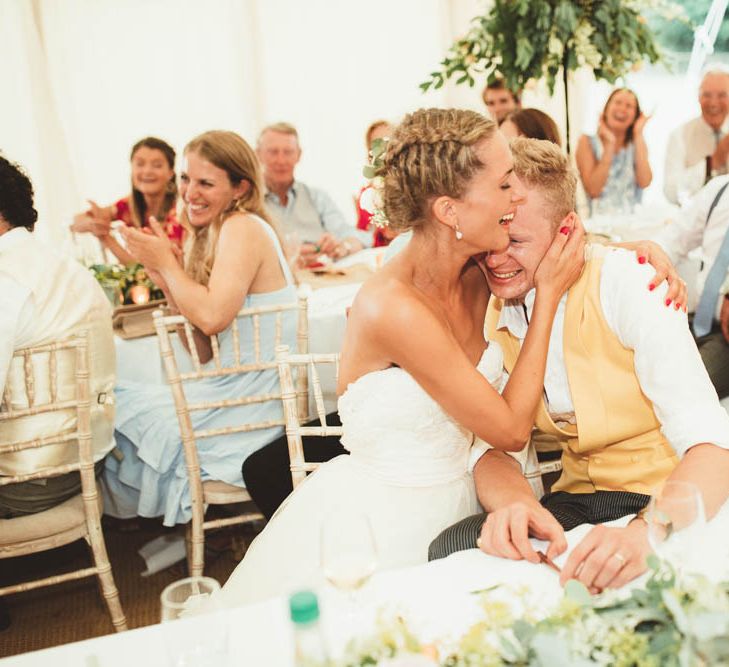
left=510, top=138, right=577, bottom=228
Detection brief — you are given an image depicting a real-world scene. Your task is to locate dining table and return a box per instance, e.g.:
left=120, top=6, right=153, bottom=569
left=3, top=500, right=728, bottom=667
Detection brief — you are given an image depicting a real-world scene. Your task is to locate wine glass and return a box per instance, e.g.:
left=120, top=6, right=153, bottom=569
left=283, top=230, right=302, bottom=270
left=320, top=511, right=377, bottom=620
left=646, top=480, right=706, bottom=573
left=160, top=576, right=226, bottom=667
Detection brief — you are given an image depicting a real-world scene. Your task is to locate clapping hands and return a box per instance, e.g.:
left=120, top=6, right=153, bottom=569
left=120, top=217, right=181, bottom=293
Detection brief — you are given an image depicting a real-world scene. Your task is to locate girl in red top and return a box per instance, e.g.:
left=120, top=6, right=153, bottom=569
left=72, top=137, right=183, bottom=264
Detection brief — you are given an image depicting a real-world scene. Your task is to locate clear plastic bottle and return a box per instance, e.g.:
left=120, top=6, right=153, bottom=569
left=289, top=590, right=329, bottom=667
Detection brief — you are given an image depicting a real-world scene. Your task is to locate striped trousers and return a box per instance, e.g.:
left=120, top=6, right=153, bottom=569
left=428, top=490, right=650, bottom=561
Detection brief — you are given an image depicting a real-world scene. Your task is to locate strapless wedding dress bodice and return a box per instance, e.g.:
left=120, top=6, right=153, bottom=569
left=218, top=341, right=505, bottom=607
left=337, top=342, right=505, bottom=486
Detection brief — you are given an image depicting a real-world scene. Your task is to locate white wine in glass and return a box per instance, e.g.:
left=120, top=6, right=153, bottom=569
left=646, top=480, right=706, bottom=571
left=320, top=511, right=378, bottom=598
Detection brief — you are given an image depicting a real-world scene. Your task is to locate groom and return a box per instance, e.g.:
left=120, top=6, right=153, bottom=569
left=429, top=138, right=729, bottom=592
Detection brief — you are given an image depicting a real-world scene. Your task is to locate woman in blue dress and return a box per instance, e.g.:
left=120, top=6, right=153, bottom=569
left=102, top=131, right=298, bottom=525
left=576, top=88, right=652, bottom=216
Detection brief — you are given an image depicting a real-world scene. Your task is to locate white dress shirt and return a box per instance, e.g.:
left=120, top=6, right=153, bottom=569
left=664, top=116, right=729, bottom=205
left=0, top=228, right=35, bottom=395
left=472, top=248, right=729, bottom=469
left=654, top=174, right=729, bottom=320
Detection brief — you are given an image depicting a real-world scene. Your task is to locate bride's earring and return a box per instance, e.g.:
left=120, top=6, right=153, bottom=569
left=454, top=223, right=463, bottom=241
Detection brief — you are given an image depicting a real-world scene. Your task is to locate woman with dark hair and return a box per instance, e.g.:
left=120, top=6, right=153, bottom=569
left=71, top=137, right=182, bottom=263
left=576, top=88, right=652, bottom=216
left=500, top=108, right=562, bottom=146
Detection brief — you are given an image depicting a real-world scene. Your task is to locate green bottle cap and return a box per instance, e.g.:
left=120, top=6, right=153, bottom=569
left=289, top=590, right=320, bottom=624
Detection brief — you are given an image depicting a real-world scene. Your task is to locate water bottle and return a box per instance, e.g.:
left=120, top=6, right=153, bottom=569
left=289, top=590, right=329, bottom=666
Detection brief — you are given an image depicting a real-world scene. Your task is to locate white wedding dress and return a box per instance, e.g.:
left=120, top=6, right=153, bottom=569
left=217, top=343, right=505, bottom=606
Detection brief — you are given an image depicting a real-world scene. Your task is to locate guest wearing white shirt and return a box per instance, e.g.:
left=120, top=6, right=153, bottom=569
left=430, top=139, right=729, bottom=593
left=0, top=156, right=115, bottom=517
left=664, top=70, right=729, bottom=205
left=654, top=174, right=729, bottom=398
left=257, top=123, right=371, bottom=265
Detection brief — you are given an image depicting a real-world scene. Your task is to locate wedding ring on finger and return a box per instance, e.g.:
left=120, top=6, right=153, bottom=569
left=612, top=552, right=627, bottom=568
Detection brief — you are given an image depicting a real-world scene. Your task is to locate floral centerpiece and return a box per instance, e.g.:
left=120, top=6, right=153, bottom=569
left=337, top=557, right=729, bottom=666
left=419, top=0, right=687, bottom=152
left=89, top=263, right=164, bottom=307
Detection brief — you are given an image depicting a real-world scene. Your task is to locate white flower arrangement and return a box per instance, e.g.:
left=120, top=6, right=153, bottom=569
left=335, top=557, right=729, bottom=666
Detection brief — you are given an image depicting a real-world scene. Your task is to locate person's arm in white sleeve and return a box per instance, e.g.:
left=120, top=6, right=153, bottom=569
left=601, top=248, right=729, bottom=516
left=663, top=126, right=708, bottom=205
left=0, top=277, right=29, bottom=396
left=653, top=177, right=720, bottom=264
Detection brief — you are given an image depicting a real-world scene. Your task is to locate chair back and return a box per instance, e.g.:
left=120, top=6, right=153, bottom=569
left=152, top=297, right=308, bottom=575
left=152, top=296, right=308, bottom=473
left=276, top=345, right=343, bottom=488
left=0, top=333, right=127, bottom=631
left=0, top=333, right=95, bottom=494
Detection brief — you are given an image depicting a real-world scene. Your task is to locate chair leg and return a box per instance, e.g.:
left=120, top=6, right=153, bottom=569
left=86, top=522, right=128, bottom=632
left=186, top=521, right=205, bottom=577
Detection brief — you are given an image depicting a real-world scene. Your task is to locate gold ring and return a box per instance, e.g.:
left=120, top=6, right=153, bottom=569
left=613, top=552, right=627, bottom=566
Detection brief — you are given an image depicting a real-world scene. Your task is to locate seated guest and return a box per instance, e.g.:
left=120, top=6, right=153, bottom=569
left=500, top=108, right=562, bottom=146
left=665, top=70, right=729, bottom=205
left=654, top=174, right=729, bottom=399
left=482, top=77, right=521, bottom=124
left=71, top=137, right=183, bottom=264
left=356, top=119, right=397, bottom=247
left=257, top=122, right=371, bottom=265
left=576, top=88, right=652, bottom=216
left=430, top=138, right=729, bottom=594
left=0, top=156, right=115, bottom=517
left=102, top=131, right=298, bottom=526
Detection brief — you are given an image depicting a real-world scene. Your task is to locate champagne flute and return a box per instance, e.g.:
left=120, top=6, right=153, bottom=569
left=645, top=480, right=706, bottom=573
left=320, top=511, right=377, bottom=621
left=283, top=230, right=302, bottom=270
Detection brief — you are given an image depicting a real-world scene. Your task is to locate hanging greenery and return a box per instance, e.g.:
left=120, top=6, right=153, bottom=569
left=420, top=0, right=687, bottom=151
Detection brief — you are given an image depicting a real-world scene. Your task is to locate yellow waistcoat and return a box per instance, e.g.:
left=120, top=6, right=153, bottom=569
left=0, top=234, right=115, bottom=475
left=485, top=245, right=678, bottom=495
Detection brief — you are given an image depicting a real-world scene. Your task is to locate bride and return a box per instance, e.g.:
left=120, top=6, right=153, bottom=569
left=217, top=108, right=585, bottom=606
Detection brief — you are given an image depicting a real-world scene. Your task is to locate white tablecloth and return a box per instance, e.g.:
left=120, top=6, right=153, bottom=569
left=5, top=502, right=728, bottom=667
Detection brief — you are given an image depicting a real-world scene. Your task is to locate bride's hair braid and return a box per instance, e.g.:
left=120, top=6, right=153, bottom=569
left=379, top=108, right=496, bottom=232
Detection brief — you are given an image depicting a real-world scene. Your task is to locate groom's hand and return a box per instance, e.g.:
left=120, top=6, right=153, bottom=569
left=477, top=501, right=567, bottom=564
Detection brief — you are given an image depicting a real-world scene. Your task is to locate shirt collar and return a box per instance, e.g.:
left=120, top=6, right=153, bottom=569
left=0, top=226, right=31, bottom=251
left=264, top=180, right=297, bottom=205
left=496, top=288, right=568, bottom=339
left=496, top=288, right=536, bottom=339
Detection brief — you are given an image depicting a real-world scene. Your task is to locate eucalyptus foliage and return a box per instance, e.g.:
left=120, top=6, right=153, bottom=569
left=420, top=1, right=683, bottom=96
left=338, top=557, right=729, bottom=666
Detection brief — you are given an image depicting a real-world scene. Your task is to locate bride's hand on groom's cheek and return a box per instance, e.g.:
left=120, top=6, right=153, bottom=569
left=477, top=502, right=567, bottom=564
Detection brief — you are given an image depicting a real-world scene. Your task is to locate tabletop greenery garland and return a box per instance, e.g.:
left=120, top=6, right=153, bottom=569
left=335, top=557, right=729, bottom=666
left=89, top=263, right=164, bottom=306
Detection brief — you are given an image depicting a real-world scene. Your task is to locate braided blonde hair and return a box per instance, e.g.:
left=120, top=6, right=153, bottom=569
left=181, top=130, right=273, bottom=286
left=379, top=109, right=496, bottom=232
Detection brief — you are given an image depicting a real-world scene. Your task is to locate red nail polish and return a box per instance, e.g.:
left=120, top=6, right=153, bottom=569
left=559, top=226, right=570, bottom=235
left=648, top=284, right=655, bottom=291
left=674, top=302, right=681, bottom=310
left=638, top=256, right=646, bottom=264
left=665, top=298, right=672, bottom=306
